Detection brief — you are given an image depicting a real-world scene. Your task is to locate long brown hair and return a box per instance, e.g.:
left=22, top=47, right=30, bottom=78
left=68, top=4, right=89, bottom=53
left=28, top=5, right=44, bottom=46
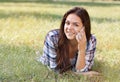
left=56, top=7, right=91, bottom=73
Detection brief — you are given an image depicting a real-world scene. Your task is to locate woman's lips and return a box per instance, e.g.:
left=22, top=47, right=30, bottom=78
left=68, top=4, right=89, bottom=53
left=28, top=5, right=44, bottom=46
left=66, top=32, right=76, bottom=35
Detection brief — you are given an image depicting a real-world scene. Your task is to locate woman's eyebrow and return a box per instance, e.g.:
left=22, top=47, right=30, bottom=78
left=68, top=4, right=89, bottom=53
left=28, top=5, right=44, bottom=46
left=73, top=22, right=80, bottom=25
left=65, top=20, right=81, bottom=25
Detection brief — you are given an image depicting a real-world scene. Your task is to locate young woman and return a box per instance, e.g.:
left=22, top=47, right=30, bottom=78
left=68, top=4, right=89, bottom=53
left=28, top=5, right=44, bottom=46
left=37, top=7, right=97, bottom=74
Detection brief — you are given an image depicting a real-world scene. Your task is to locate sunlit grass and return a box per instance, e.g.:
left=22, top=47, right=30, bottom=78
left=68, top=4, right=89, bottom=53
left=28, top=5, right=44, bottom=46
left=0, top=1, right=120, bottom=82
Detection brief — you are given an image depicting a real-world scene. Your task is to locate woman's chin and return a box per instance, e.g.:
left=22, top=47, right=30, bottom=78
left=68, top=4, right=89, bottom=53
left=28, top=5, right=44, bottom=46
left=66, top=36, right=75, bottom=40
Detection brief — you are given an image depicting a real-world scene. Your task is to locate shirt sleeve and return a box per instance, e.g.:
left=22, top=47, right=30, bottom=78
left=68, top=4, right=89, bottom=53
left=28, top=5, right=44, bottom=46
left=76, top=35, right=97, bottom=72
left=38, top=31, right=57, bottom=69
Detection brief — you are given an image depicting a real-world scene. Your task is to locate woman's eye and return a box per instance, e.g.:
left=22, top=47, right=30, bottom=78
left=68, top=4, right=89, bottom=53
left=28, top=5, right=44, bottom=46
left=74, top=24, right=79, bottom=27
left=65, top=21, right=70, bottom=25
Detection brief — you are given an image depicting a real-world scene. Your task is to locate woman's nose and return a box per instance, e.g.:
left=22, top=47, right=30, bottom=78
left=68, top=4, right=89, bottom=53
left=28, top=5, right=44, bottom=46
left=67, top=24, right=73, bottom=30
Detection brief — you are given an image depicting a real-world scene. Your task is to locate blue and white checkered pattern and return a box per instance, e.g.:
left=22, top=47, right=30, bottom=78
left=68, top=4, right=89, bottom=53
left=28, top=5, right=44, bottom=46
left=37, top=29, right=97, bottom=73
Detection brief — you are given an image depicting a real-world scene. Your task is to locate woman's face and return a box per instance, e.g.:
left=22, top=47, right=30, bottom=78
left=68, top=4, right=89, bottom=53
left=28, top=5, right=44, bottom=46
left=64, top=13, right=83, bottom=40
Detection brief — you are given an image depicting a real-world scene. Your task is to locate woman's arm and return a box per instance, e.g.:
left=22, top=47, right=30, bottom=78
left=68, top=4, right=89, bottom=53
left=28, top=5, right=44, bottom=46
left=76, top=34, right=96, bottom=72
left=37, top=30, right=59, bottom=69
left=75, top=28, right=86, bottom=71
left=75, top=50, right=86, bottom=70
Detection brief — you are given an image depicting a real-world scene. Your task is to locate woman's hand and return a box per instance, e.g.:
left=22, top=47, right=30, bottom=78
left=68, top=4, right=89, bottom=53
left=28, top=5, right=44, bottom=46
left=76, top=27, right=87, bottom=52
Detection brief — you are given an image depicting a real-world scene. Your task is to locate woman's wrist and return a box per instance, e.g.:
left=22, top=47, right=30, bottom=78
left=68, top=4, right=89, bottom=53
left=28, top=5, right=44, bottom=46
left=78, top=44, right=86, bottom=51
left=78, top=50, right=85, bottom=55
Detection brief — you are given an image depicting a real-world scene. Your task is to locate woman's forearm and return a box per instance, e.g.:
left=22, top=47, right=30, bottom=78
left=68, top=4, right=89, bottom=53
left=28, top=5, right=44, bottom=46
left=75, top=51, right=86, bottom=70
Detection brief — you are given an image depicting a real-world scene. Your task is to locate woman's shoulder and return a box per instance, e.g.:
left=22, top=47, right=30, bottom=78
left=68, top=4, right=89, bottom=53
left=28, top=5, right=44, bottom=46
left=86, top=34, right=97, bottom=50
left=45, top=29, right=59, bottom=46
left=90, top=34, right=97, bottom=42
left=47, top=29, right=60, bottom=37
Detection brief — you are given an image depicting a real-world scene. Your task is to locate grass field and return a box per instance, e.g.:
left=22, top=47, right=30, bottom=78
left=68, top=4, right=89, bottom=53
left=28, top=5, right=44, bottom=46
left=0, top=0, right=120, bottom=82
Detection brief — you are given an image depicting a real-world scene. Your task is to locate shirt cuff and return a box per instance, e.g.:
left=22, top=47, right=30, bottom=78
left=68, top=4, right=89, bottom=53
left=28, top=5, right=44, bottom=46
left=76, top=66, right=88, bottom=73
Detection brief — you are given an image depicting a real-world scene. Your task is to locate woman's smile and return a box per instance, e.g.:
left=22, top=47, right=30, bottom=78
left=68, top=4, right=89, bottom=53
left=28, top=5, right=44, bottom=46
left=66, top=30, right=76, bottom=36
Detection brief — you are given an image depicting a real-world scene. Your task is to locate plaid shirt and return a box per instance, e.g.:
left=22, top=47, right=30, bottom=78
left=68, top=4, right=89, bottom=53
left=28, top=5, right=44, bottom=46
left=37, top=29, right=97, bottom=72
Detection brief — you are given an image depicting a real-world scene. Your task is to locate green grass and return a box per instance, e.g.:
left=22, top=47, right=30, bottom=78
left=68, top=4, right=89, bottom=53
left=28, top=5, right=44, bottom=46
left=0, top=0, right=120, bottom=82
